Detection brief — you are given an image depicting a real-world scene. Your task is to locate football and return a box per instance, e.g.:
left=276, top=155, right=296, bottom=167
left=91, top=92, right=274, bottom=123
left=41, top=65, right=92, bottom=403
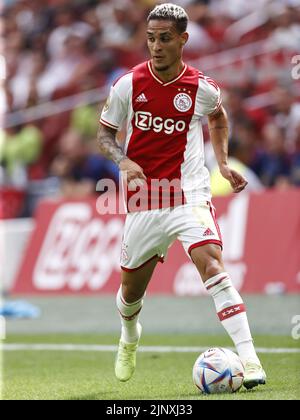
left=193, top=347, right=244, bottom=394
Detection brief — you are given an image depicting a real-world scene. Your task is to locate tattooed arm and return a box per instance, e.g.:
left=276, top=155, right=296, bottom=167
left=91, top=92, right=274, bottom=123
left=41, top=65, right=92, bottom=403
left=97, top=124, right=125, bottom=165
left=208, top=106, right=248, bottom=193
left=98, top=123, right=146, bottom=185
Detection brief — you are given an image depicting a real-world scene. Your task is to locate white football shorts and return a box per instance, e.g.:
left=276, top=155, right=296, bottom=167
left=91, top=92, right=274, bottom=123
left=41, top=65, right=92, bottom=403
left=120, top=202, right=223, bottom=272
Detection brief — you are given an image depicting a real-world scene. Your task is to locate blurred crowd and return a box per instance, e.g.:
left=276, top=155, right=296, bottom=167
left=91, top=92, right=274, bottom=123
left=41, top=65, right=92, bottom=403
left=1, top=0, right=300, bottom=217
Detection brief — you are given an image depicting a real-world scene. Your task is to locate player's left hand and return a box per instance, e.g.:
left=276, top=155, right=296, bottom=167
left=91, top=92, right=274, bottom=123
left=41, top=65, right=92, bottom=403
left=219, top=165, right=248, bottom=193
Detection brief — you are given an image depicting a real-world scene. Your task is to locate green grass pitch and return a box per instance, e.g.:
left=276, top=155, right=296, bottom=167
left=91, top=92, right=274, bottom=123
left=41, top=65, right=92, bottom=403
left=2, top=334, right=300, bottom=400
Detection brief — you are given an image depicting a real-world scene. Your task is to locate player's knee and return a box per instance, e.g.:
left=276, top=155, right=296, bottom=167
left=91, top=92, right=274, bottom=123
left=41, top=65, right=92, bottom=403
left=121, top=284, right=144, bottom=304
left=191, top=245, right=224, bottom=281
left=202, top=258, right=223, bottom=280
left=191, top=250, right=223, bottom=281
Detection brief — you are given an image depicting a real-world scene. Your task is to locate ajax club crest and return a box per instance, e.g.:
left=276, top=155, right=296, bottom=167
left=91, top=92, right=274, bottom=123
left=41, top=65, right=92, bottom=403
left=174, top=93, right=192, bottom=112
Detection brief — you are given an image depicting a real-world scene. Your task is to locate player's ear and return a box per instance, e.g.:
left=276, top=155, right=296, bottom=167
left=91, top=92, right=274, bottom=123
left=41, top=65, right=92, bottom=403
left=181, top=32, right=189, bottom=47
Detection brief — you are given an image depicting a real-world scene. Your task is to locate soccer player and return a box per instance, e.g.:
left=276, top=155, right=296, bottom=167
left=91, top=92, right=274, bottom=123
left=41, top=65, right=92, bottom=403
left=98, top=3, right=266, bottom=389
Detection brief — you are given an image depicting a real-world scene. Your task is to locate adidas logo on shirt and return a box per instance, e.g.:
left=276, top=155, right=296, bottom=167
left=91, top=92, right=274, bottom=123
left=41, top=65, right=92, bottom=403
left=136, top=93, right=148, bottom=103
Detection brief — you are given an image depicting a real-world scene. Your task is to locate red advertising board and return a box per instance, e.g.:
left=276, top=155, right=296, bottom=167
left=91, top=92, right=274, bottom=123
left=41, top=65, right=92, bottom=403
left=0, top=188, right=25, bottom=219
left=13, top=190, right=300, bottom=295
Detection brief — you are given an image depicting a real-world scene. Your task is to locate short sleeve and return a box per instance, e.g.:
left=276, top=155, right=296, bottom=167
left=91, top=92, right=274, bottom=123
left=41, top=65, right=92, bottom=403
left=100, top=73, right=132, bottom=130
left=195, top=75, right=222, bottom=117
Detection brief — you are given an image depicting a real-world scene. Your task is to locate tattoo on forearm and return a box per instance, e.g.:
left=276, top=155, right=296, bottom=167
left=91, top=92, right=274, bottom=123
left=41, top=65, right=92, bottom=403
left=208, top=126, right=229, bottom=130
left=97, top=127, right=125, bottom=165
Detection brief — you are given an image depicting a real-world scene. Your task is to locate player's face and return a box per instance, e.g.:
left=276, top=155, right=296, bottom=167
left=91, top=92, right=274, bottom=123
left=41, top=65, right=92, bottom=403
left=147, top=20, right=188, bottom=72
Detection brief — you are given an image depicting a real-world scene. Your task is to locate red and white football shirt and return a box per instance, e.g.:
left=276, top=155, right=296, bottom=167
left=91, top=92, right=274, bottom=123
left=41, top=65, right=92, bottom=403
left=100, top=60, right=221, bottom=211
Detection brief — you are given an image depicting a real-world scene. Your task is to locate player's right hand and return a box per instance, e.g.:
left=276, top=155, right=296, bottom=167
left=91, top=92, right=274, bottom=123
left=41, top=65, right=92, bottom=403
left=119, top=157, right=147, bottom=189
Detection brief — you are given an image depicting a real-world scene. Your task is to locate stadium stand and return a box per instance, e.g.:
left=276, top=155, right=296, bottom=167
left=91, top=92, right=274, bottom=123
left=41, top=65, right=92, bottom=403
left=1, top=0, right=300, bottom=218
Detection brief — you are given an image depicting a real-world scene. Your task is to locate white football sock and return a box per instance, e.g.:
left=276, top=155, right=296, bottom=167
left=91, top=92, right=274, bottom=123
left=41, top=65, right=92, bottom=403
left=205, top=272, right=260, bottom=365
left=116, top=287, right=143, bottom=344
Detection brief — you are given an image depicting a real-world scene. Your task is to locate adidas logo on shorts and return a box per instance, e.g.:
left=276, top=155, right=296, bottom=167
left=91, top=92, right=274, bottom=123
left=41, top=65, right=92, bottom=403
left=203, top=228, right=214, bottom=236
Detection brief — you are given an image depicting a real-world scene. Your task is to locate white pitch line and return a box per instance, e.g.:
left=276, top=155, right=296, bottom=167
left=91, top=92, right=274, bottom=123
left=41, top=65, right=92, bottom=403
left=1, top=344, right=300, bottom=354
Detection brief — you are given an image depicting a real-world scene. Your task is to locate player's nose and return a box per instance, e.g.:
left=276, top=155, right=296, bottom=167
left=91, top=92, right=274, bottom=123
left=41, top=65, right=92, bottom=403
left=153, top=40, right=163, bottom=52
